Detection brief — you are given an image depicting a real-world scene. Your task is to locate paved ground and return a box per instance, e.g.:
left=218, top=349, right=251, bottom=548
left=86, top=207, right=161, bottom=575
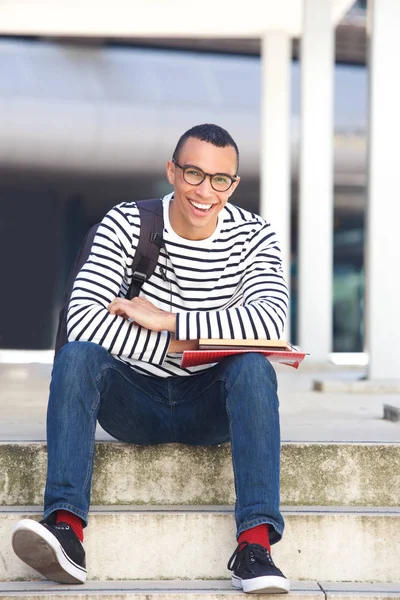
left=1, top=360, right=399, bottom=443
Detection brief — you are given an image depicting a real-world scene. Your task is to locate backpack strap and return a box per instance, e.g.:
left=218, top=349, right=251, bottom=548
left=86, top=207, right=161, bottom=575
left=128, top=198, right=164, bottom=299
left=54, top=198, right=164, bottom=360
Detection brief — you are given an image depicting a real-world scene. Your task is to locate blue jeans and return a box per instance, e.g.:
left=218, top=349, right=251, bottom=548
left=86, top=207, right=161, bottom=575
left=44, top=341, right=284, bottom=544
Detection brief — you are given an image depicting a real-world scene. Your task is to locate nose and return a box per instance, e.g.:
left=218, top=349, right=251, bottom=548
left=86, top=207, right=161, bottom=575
left=194, top=176, right=214, bottom=198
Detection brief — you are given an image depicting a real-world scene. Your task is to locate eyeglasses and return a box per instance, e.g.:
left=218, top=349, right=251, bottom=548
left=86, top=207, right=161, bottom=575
left=172, top=159, right=238, bottom=192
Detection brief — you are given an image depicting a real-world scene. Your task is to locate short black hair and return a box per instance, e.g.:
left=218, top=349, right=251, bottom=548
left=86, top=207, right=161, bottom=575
left=172, top=124, right=239, bottom=172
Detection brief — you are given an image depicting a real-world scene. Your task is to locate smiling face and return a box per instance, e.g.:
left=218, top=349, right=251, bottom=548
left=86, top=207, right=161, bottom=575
left=166, top=137, right=240, bottom=240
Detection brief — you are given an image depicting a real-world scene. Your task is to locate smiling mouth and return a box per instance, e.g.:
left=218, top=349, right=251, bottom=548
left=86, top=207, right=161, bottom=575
left=189, top=199, right=213, bottom=212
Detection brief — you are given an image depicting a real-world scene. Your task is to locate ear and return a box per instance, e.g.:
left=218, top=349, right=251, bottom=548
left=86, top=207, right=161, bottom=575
left=166, top=160, right=175, bottom=186
left=228, top=175, right=240, bottom=198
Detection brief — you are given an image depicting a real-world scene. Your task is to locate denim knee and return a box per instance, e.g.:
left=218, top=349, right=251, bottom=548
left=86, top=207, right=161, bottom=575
left=52, top=341, right=109, bottom=382
left=224, top=352, right=277, bottom=387
left=221, top=352, right=279, bottom=417
left=56, top=340, right=107, bottom=366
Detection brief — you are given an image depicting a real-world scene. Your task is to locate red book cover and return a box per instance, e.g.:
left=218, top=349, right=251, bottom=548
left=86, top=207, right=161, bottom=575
left=181, top=348, right=307, bottom=370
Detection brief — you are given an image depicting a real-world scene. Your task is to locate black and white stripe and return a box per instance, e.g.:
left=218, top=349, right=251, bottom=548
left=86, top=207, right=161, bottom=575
left=67, top=193, right=289, bottom=377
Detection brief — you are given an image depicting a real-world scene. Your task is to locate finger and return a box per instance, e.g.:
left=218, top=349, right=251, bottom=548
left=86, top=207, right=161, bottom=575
left=109, top=298, right=130, bottom=310
left=109, top=307, right=130, bottom=320
left=109, top=303, right=127, bottom=315
left=108, top=297, right=122, bottom=307
left=111, top=298, right=131, bottom=306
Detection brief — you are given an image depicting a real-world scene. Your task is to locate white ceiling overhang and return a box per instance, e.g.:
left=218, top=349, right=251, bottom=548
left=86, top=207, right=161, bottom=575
left=0, top=0, right=356, bottom=38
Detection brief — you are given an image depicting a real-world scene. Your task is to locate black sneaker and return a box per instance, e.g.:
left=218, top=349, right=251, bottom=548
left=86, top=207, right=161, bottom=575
left=12, top=518, right=86, bottom=584
left=227, top=541, right=290, bottom=594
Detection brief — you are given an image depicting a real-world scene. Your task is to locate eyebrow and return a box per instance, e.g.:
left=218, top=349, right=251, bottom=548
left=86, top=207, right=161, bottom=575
left=182, top=163, right=237, bottom=178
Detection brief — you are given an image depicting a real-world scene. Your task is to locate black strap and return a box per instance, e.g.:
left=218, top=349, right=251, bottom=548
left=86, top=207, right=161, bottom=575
left=128, top=198, right=164, bottom=299
left=54, top=198, right=164, bottom=359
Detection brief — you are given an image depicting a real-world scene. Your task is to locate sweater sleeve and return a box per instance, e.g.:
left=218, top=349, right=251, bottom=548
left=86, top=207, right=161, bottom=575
left=175, top=225, right=288, bottom=341
left=67, top=204, right=171, bottom=364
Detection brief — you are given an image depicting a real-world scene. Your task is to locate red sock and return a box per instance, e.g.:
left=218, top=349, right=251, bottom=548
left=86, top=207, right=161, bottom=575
left=238, top=524, right=271, bottom=552
left=56, top=510, right=84, bottom=543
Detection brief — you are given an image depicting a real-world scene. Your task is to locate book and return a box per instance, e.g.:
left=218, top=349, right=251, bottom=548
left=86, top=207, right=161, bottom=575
left=198, top=338, right=290, bottom=351
left=181, top=348, right=307, bottom=370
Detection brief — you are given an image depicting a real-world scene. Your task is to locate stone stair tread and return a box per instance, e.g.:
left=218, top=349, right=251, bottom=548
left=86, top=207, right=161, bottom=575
left=320, top=582, right=400, bottom=593
left=2, top=505, right=400, bottom=515
left=0, top=580, right=398, bottom=598
left=0, top=580, right=320, bottom=592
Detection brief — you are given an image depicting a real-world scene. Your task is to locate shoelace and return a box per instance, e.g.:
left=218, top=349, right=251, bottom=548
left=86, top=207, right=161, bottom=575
left=227, top=541, right=275, bottom=572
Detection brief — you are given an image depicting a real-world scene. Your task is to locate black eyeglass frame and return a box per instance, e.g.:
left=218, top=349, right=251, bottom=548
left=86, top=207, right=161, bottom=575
left=172, top=159, right=238, bottom=192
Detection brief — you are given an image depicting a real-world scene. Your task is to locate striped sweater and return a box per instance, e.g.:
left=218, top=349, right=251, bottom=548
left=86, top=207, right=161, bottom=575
left=67, top=193, right=288, bottom=377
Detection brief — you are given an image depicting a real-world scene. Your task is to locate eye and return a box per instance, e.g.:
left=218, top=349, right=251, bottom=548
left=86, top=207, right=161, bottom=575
left=186, top=169, right=202, bottom=177
left=214, top=175, right=230, bottom=184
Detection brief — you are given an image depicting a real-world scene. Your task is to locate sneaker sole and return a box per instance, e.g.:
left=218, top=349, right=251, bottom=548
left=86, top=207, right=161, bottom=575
left=232, top=573, right=290, bottom=594
left=12, top=519, right=86, bottom=584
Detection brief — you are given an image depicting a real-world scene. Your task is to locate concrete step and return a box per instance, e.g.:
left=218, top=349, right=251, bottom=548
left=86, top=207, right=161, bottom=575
left=1, top=441, right=398, bottom=507
left=0, top=580, right=322, bottom=599
left=319, top=582, right=400, bottom=599
left=0, top=581, right=399, bottom=600
left=2, top=507, right=399, bottom=583
left=3, top=581, right=400, bottom=600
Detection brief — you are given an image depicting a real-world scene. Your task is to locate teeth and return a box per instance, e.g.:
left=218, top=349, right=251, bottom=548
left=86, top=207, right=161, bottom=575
left=190, top=200, right=212, bottom=211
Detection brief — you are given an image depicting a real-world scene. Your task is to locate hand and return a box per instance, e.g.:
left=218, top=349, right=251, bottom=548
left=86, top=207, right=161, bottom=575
left=108, top=296, right=176, bottom=333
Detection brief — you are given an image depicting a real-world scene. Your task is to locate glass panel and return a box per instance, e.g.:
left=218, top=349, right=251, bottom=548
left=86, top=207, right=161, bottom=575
left=333, top=218, right=364, bottom=352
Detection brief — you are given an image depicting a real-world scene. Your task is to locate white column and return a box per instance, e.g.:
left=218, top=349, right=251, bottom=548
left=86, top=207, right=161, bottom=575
left=298, top=0, right=334, bottom=359
left=259, top=31, right=291, bottom=338
left=365, top=0, right=400, bottom=380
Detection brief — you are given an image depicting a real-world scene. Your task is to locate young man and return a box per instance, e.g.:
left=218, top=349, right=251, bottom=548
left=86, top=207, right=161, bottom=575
left=12, top=124, right=289, bottom=594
